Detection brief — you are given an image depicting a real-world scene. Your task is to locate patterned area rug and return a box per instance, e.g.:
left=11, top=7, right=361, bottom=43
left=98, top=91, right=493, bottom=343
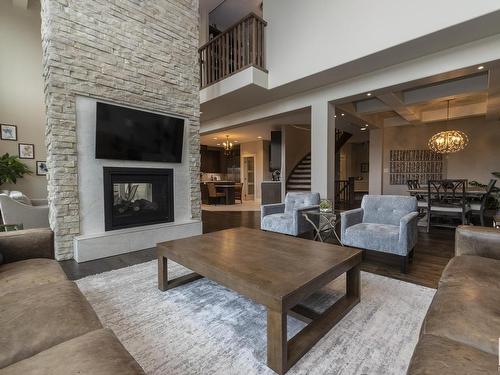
left=76, top=260, right=435, bottom=374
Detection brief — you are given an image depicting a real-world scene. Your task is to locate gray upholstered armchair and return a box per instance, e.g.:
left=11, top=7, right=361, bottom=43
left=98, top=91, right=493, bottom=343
left=0, top=193, right=49, bottom=229
left=340, top=195, right=418, bottom=273
left=261, top=192, right=320, bottom=236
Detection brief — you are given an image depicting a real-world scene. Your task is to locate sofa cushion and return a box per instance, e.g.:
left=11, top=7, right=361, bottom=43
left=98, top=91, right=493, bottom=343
left=0, top=281, right=102, bottom=368
left=407, top=334, right=498, bottom=375
left=261, top=213, right=294, bottom=235
left=343, top=223, right=401, bottom=254
left=0, top=259, right=67, bottom=297
left=422, top=283, right=500, bottom=355
left=0, top=329, right=144, bottom=375
left=439, top=255, right=500, bottom=289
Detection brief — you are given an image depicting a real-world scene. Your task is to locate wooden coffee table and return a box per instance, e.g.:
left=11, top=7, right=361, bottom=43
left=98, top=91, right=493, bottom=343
left=157, top=227, right=362, bottom=374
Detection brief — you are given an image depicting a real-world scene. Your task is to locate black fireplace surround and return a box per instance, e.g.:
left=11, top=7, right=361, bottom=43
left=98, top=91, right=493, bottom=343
left=103, top=167, right=174, bottom=231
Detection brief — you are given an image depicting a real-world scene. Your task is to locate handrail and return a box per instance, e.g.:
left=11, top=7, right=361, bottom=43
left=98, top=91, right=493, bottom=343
left=199, top=13, right=267, bottom=89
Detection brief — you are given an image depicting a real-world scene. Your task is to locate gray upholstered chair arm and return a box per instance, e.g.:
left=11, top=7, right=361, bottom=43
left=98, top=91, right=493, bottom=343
left=30, top=199, right=48, bottom=206
left=455, top=225, right=500, bottom=260
left=340, top=208, right=363, bottom=240
left=399, top=211, right=419, bottom=254
left=261, top=203, right=285, bottom=219
left=0, top=228, right=54, bottom=263
left=292, top=205, right=320, bottom=233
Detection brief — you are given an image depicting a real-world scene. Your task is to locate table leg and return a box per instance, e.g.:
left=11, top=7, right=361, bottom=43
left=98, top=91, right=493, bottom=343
left=267, top=308, right=287, bottom=375
left=158, top=254, right=168, bottom=291
left=346, top=264, right=361, bottom=299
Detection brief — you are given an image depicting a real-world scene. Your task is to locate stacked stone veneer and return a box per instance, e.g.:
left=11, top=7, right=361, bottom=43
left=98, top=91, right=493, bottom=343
left=40, top=0, right=201, bottom=260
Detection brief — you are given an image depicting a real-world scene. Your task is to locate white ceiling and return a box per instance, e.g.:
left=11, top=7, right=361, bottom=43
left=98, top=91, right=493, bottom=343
left=208, top=0, right=262, bottom=31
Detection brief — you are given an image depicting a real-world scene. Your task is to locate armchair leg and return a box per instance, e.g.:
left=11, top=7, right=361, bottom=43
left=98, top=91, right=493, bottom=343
left=400, top=255, right=409, bottom=274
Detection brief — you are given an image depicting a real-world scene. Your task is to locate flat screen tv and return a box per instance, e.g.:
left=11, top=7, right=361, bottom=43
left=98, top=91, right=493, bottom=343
left=95, top=102, right=184, bottom=163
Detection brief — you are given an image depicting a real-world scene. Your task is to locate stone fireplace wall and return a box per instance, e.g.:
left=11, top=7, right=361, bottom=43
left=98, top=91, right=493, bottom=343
left=40, top=0, right=201, bottom=260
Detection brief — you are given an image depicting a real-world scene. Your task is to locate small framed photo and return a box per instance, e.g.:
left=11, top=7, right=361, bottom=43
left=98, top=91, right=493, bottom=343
left=18, top=143, right=35, bottom=159
left=360, top=162, right=369, bottom=173
left=1, top=124, right=17, bottom=141
left=36, top=161, right=48, bottom=176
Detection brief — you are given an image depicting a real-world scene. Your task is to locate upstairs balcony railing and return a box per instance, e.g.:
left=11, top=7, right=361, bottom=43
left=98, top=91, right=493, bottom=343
left=199, top=13, right=267, bottom=89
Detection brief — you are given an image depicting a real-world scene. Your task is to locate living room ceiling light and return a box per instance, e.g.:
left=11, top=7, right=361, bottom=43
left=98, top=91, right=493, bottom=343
left=428, top=100, right=468, bottom=154
left=477, top=65, right=484, bottom=70
left=366, top=92, right=372, bottom=96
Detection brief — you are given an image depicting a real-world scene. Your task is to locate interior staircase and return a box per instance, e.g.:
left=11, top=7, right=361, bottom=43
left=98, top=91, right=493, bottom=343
left=286, top=129, right=352, bottom=193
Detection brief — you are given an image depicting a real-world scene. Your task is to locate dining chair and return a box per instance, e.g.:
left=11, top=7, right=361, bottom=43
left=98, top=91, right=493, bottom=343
left=407, top=179, right=427, bottom=212
left=427, top=179, right=469, bottom=232
left=207, top=182, right=225, bottom=205
left=468, top=179, right=497, bottom=226
left=234, top=183, right=243, bottom=204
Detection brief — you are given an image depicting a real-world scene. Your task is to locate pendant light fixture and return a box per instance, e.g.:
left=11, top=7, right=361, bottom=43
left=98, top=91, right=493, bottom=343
left=428, top=100, right=468, bottom=154
left=222, top=135, right=233, bottom=156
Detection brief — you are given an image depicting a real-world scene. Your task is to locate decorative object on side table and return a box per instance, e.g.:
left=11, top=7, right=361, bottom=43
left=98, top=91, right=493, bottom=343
left=36, top=161, right=48, bottom=176
left=0, top=153, right=32, bottom=186
left=319, top=199, right=333, bottom=213
left=0, top=124, right=17, bottom=141
left=18, top=143, right=35, bottom=159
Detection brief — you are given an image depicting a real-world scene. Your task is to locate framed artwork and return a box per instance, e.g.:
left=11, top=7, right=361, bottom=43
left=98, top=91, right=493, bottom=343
left=1, top=124, right=17, bottom=141
left=18, top=143, right=35, bottom=159
left=36, top=161, right=48, bottom=176
left=360, top=163, right=369, bottom=173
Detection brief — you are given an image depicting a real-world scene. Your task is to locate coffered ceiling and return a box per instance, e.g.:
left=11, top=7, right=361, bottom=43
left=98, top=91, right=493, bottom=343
left=335, top=64, right=500, bottom=129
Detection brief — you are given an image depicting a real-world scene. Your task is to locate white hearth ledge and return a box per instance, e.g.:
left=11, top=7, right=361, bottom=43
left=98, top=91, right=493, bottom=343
left=74, top=219, right=202, bottom=263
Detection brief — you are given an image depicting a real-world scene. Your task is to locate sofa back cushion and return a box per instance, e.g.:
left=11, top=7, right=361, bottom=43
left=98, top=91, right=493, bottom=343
left=361, top=195, right=417, bottom=226
left=284, top=192, right=320, bottom=214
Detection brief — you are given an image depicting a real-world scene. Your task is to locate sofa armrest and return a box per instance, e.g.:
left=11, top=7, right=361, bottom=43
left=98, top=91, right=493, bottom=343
left=399, top=211, right=419, bottom=254
left=455, top=225, right=500, bottom=260
left=340, top=208, right=363, bottom=241
left=0, top=228, right=54, bottom=264
left=30, top=199, right=48, bottom=206
left=261, top=203, right=285, bottom=217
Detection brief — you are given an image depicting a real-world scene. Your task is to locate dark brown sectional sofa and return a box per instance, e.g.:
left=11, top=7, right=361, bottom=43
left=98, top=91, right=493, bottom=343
left=408, top=225, right=500, bottom=374
left=0, top=228, right=144, bottom=374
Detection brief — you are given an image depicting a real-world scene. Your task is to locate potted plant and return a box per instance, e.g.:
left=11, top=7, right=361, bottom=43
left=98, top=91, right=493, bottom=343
left=470, top=171, right=500, bottom=217
left=0, top=153, right=32, bottom=193
left=319, top=199, right=333, bottom=213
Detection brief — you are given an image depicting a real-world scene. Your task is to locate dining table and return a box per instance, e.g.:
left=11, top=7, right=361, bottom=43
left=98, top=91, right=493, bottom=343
left=215, top=184, right=236, bottom=205
left=408, top=186, right=486, bottom=198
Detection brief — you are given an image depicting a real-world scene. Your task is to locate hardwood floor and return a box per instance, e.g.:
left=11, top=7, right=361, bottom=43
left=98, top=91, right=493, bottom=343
left=61, top=210, right=455, bottom=288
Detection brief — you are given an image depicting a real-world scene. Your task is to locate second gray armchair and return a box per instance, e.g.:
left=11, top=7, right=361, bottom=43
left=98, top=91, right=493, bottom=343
left=261, top=192, right=320, bottom=236
left=341, top=195, right=419, bottom=273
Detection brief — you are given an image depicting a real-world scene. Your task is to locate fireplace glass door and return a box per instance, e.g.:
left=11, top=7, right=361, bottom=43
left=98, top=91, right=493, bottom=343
left=103, top=167, right=174, bottom=231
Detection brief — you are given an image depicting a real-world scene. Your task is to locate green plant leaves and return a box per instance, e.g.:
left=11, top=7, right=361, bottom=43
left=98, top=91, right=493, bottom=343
left=0, top=153, right=32, bottom=185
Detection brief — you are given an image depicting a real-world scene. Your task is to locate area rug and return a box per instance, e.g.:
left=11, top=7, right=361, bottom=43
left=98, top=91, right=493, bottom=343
left=76, top=260, right=435, bottom=375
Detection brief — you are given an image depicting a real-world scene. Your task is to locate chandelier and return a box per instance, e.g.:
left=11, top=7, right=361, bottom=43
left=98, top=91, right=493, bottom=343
left=222, top=135, right=233, bottom=156
left=428, top=100, right=468, bottom=154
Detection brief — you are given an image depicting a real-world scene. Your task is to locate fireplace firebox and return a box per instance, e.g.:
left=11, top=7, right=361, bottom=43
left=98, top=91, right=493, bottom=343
left=103, top=167, right=174, bottom=231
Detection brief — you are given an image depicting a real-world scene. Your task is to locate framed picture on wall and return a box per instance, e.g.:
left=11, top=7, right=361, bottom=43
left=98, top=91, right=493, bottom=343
left=36, top=161, right=48, bottom=176
left=18, top=143, right=35, bottom=159
left=360, top=162, right=369, bottom=173
left=1, top=124, right=17, bottom=141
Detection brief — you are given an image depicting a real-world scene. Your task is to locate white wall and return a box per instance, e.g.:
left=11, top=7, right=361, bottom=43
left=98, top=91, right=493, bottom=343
left=264, top=0, right=500, bottom=88
left=382, top=118, right=500, bottom=195
left=0, top=1, right=47, bottom=198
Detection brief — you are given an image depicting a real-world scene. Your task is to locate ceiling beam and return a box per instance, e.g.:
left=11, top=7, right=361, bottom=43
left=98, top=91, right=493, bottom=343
left=336, top=103, right=381, bottom=129
left=486, top=67, right=500, bottom=121
left=376, top=92, right=421, bottom=125
left=12, top=0, right=29, bottom=9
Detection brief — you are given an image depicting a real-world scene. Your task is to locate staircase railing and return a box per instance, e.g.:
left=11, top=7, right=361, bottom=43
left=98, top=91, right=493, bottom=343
left=335, top=177, right=355, bottom=207
left=199, top=13, right=267, bottom=89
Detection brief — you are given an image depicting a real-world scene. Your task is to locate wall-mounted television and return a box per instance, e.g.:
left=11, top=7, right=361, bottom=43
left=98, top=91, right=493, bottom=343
left=95, top=102, right=184, bottom=163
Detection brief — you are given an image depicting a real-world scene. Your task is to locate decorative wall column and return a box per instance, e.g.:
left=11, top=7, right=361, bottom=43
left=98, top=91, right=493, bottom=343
left=40, top=0, right=201, bottom=260
left=369, top=128, right=384, bottom=195
left=311, top=101, right=336, bottom=200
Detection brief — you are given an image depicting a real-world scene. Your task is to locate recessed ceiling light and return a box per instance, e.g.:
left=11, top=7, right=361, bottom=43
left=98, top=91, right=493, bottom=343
left=341, top=113, right=345, bottom=116
left=257, top=136, right=262, bottom=139
left=366, top=92, right=372, bottom=97
left=360, top=127, right=367, bottom=131
left=477, top=65, right=485, bottom=70
left=234, top=140, right=239, bottom=143
left=213, top=137, right=217, bottom=140
left=216, top=143, right=221, bottom=146
left=334, top=115, right=337, bottom=118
